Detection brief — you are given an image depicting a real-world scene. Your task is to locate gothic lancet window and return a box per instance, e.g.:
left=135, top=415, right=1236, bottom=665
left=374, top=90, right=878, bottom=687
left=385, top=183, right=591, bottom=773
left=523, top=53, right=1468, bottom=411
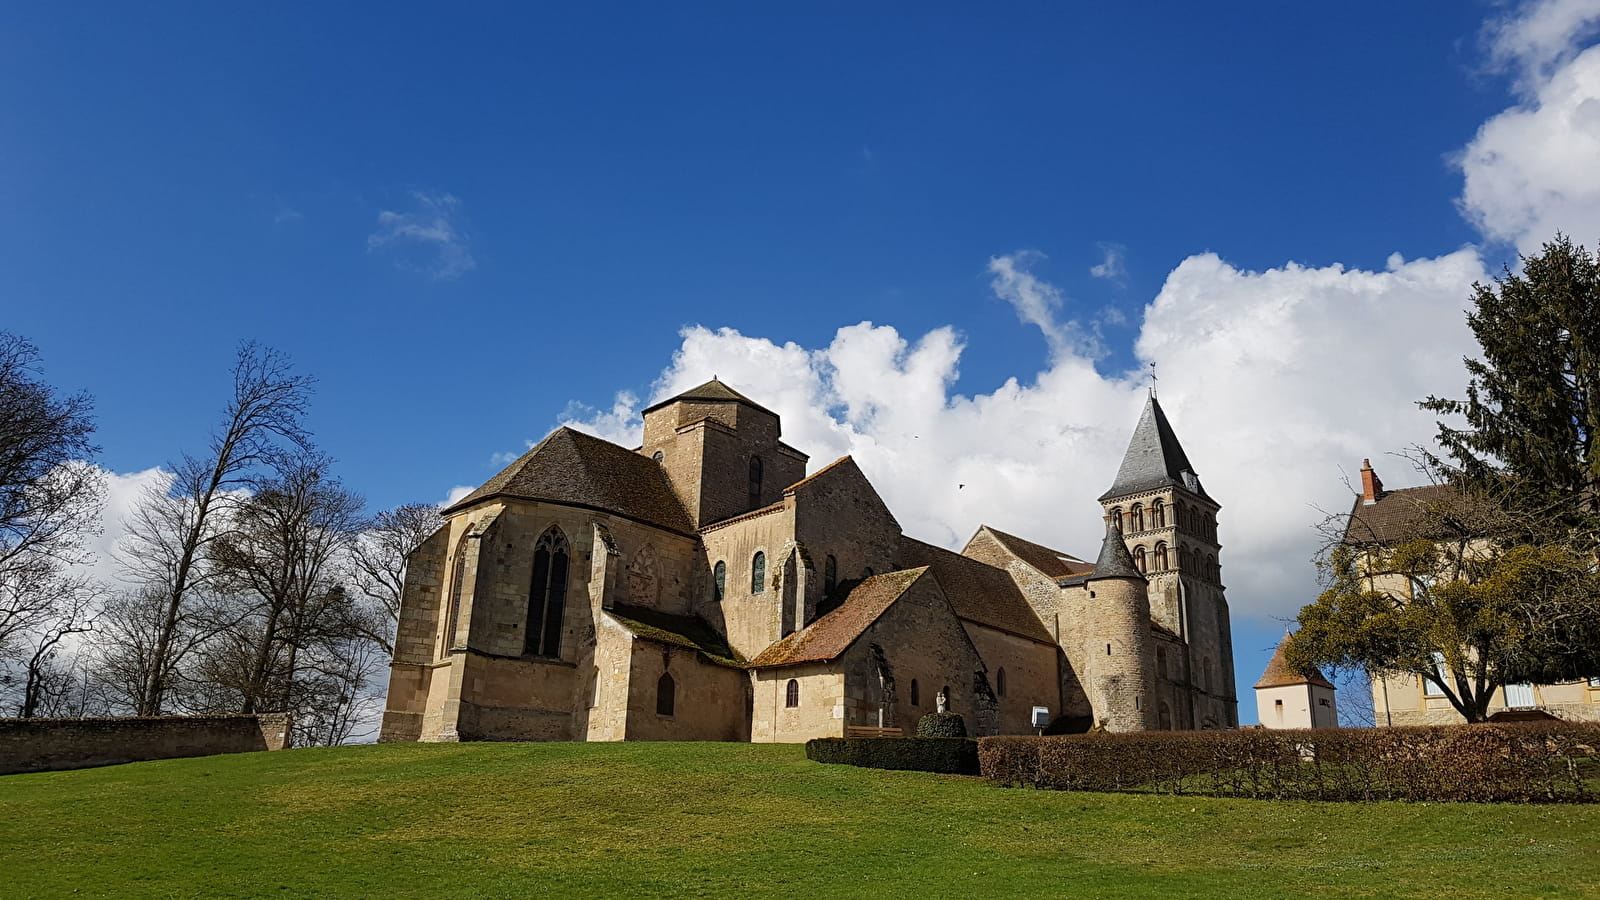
left=751, top=551, right=766, bottom=594
left=525, top=527, right=570, bottom=658
left=713, top=561, right=726, bottom=602
left=441, top=536, right=470, bottom=656
left=748, top=456, right=764, bottom=510
left=996, top=668, right=1007, bottom=697
left=656, top=673, right=676, bottom=716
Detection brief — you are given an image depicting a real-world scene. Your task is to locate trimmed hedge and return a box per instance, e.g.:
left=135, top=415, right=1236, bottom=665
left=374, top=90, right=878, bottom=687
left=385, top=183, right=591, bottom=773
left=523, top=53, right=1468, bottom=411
left=979, top=722, right=1600, bottom=802
left=807, top=737, right=979, bottom=775
left=916, top=712, right=968, bottom=737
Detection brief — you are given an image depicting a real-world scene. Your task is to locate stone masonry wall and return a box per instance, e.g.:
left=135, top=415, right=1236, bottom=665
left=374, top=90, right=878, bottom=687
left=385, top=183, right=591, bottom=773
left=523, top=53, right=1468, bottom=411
left=0, top=714, right=291, bottom=775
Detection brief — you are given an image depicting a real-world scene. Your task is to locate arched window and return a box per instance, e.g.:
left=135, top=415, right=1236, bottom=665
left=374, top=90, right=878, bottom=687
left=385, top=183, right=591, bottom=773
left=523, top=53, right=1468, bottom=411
left=996, top=668, right=1007, bottom=697
left=1151, top=499, right=1165, bottom=528
left=1208, top=555, right=1218, bottom=583
left=785, top=679, right=799, bottom=708
left=1109, top=507, right=1122, bottom=530
left=751, top=551, right=766, bottom=594
left=1154, top=542, right=1169, bottom=571
left=824, top=555, right=837, bottom=595
left=442, top=534, right=469, bottom=656
left=1133, top=545, right=1147, bottom=573
left=1177, top=503, right=1189, bottom=531
left=1205, top=513, right=1216, bottom=541
left=652, top=450, right=664, bottom=464
left=1131, top=503, right=1144, bottom=532
left=712, top=561, right=726, bottom=602
left=656, top=673, right=675, bottom=716
left=1157, top=647, right=1168, bottom=679
left=525, top=527, right=570, bottom=658
left=748, top=456, right=764, bottom=509
left=911, top=679, right=920, bottom=706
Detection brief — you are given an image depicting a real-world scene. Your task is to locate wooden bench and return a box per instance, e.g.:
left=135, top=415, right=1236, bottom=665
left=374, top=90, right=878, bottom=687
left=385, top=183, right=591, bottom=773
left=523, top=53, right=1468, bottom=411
left=845, top=725, right=904, bottom=738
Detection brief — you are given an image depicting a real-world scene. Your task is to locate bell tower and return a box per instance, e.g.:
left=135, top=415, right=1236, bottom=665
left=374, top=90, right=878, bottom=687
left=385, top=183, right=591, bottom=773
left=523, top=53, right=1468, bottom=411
left=1098, top=393, right=1237, bottom=729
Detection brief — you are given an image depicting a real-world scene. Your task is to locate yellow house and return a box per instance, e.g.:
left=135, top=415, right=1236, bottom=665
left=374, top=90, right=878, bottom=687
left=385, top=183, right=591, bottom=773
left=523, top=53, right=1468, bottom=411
left=1347, top=460, right=1600, bottom=726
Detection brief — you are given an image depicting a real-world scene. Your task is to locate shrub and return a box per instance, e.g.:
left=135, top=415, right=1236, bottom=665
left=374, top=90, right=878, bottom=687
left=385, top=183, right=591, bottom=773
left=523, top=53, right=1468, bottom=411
left=807, top=737, right=979, bottom=775
left=977, top=722, right=1600, bottom=802
left=916, top=712, right=968, bottom=738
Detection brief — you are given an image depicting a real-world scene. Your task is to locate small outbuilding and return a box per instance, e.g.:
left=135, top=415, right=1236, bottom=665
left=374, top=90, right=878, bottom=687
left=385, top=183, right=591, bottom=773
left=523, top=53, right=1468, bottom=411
left=1254, top=634, right=1338, bottom=729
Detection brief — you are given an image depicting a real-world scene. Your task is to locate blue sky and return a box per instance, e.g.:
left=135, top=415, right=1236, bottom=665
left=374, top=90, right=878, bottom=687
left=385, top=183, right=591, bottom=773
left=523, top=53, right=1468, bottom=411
left=6, top=1, right=1600, bottom=723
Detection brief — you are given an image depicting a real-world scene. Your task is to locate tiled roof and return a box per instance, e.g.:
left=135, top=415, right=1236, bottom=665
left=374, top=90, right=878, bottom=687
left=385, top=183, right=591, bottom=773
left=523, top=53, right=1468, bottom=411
left=975, top=526, right=1092, bottom=579
left=748, top=568, right=928, bottom=668
left=1255, top=634, right=1334, bottom=689
left=898, top=537, right=1054, bottom=643
left=640, top=378, right=776, bottom=417
left=1340, top=482, right=1462, bottom=545
left=1100, top=395, right=1211, bottom=502
left=605, top=604, right=744, bottom=669
left=1089, top=524, right=1143, bottom=580
left=444, top=427, right=695, bottom=535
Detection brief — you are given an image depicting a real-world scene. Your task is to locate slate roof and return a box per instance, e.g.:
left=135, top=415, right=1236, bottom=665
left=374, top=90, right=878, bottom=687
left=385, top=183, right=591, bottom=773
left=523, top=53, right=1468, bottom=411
left=748, top=568, right=928, bottom=668
left=1099, top=394, right=1211, bottom=502
left=976, top=526, right=1092, bottom=579
left=1090, top=524, right=1143, bottom=581
left=444, top=427, right=695, bottom=535
left=898, top=536, right=1055, bottom=643
left=1255, top=634, right=1334, bottom=689
left=1340, top=482, right=1461, bottom=545
left=640, top=378, right=777, bottom=417
left=605, top=604, right=745, bottom=669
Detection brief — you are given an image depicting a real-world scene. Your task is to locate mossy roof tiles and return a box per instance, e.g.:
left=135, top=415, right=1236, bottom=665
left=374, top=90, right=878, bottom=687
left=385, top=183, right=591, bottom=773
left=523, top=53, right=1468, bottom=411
left=898, top=537, right=1054, bottom=643
left=977, top=526, right=1092, bottom=579
left=444, top=427, right=695, bottom=535
left=606, top=604, right=745, bottom=668
left=748, top=568, right=928, bottom=668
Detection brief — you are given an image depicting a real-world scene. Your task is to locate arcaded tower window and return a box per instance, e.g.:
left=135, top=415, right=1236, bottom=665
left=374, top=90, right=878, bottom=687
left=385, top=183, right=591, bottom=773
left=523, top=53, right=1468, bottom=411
left=751, top=551, right=766, bottom=593
left=748, top=455, right=763, bottom=509
left=525, top=527, right=570, bottom=658
left=1133, top=546, right=1147, bottom=573
left=1154, top=542, right=1169, bottom=570
left=1151, top=499, right=1165, bottom=528
left=712, top=561, right=726, bottom=602
left=1131, top=503, right=1144, bottom=532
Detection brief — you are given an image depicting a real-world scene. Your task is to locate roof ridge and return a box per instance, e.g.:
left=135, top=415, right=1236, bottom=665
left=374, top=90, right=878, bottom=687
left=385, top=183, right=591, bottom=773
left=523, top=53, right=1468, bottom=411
left=1099, top=394, right=1210, bottom=503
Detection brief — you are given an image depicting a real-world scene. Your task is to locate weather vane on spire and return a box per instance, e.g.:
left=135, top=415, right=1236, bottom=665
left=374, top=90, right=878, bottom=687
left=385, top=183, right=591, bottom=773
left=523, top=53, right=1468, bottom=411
left=1148, top=361, right=1158, bottom=398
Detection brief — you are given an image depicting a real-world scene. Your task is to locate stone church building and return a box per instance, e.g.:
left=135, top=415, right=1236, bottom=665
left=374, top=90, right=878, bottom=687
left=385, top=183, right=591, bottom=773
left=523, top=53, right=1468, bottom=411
left=379, top=380, right=1237, bottom=743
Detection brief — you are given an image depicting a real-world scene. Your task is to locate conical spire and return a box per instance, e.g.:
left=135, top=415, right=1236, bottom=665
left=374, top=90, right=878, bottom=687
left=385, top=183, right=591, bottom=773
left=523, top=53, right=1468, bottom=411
left=1088, top=521, right=1143, bottom=581
left=1098, top=394, right=1210, bottom=502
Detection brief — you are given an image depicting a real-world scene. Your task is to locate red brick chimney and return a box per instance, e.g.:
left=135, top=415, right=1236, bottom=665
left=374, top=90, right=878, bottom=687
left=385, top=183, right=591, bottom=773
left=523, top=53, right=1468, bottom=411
left=1360, top=459, right=1383, bottom=505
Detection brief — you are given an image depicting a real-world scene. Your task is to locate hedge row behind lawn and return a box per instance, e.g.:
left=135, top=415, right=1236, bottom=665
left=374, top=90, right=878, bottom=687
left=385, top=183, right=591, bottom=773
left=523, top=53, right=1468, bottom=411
left=979, top=722, right=1600, bottom=802
left=806, top=737, right=979, bottom=775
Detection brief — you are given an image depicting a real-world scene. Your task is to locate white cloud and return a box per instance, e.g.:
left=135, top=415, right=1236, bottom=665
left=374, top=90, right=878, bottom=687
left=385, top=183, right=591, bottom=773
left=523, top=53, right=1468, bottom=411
left=988, top=251, right=1106, bottom=360
left=562, top=248, right=1486, bottom=622
left=1459, top=2, right=1600, bottom=252
left=442, top=485, right=475, bottom=508
left=1089, top=242, right=1127, bottom=283
left=367, top=191, right=476, bottom=280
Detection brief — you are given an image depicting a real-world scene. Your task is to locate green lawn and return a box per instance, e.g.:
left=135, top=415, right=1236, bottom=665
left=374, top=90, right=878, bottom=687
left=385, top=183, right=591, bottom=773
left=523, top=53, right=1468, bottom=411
left=3, top=742, right=1598, bottom=899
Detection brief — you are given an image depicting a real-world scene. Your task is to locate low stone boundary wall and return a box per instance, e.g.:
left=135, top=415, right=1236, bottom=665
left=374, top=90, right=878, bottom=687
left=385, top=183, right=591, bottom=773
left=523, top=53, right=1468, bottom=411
left=0, top=713, right=292, bottom=775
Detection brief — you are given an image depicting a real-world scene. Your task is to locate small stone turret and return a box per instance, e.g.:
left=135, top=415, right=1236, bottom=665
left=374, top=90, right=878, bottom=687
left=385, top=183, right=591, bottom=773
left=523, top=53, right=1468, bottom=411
left=1084, top=523, right=1156, bottom=731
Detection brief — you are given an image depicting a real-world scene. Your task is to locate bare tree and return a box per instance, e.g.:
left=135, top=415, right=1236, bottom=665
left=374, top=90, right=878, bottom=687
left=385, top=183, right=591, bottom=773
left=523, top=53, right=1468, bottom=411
left=208, top=452, right=364, bottom=714
left=15, top=578, right=100, bottom=717
left=348, top=503, right=440, bottom=654
left=115, top=343, right=312, bottom=715
left=0, top=333, right=101, bottom=669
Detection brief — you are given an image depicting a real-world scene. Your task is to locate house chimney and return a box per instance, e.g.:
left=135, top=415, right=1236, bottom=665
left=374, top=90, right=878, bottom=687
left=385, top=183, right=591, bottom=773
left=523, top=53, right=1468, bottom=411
left=1360, top=459, right=1383, bottom=505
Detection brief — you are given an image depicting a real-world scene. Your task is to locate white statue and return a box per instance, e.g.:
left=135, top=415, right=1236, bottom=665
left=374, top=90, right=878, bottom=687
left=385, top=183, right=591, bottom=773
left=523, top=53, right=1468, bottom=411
left=936, top=690, right=948, bottom=714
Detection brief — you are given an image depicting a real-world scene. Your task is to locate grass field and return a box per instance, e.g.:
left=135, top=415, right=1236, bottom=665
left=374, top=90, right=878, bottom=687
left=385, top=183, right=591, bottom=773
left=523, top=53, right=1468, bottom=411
left=4, top=742, right=1599, bottom=899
